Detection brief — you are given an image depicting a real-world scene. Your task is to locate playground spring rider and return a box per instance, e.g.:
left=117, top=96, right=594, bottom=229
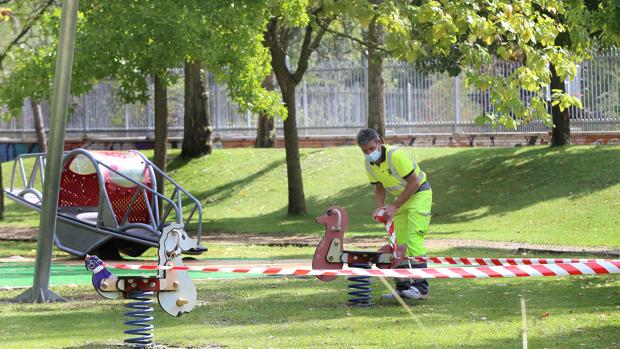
left=86, top=223, right=198, bottom=348
left=312, top=206, right=407, bottom=306
left=5, top=148, right=205, bottom=259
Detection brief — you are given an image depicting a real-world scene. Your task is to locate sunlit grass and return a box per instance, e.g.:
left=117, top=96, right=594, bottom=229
left=0, top=246, right=618, bottom=349
left=2, top=145, right=619, bottom=247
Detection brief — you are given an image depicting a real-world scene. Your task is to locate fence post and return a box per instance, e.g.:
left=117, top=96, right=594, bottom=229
left=21, top=100, right=26, bottom=141
left=407, top=82, right=412, bottom=122
left=363, top=57, right=369, bottom=125
left=303, top=80, right=308, bottom=136
left=83, top=93, right=88, bottom=136
left=124, top=104, right=130, bottom=131
left=454, top=75, right=461, bottom=134
left=215, top=82, right=221, bottom=133
left=146, top=80, right=152, bottom=138
left=246, top=109, right=251, bottom=137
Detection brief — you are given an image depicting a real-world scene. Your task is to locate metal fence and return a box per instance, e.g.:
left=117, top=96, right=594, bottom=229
left=1, top=48, right=618, bottom=140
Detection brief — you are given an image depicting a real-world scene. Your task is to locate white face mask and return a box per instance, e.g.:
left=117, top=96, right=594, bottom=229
left=365, top=147, right=381, bottom=162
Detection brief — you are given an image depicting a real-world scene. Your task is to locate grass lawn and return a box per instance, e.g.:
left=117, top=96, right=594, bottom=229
left=1, top=145, right=619, bottom=348
left=3, top=145, right=618, bottom=247
left=0, top=245, right=618, bottom=349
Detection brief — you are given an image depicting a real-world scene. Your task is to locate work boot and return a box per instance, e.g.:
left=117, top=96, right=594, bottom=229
left=400, top=285, right=429, bottom=300
left=381, top=290, right=403, bottom=300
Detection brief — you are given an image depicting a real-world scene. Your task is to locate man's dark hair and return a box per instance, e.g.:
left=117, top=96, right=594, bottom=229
left=356, top=128, right=380, bottom=147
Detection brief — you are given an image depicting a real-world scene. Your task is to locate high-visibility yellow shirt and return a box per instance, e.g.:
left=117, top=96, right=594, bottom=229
left=364, top=144, right=427, bottom=197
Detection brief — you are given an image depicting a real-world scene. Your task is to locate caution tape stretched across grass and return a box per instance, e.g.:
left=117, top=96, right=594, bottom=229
left=408, top=256, right=615, bottom=266
left=110, top=259, right=620, bottom=279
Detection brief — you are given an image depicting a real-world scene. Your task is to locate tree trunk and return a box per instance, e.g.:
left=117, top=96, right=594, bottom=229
left=550, top=64, right=571, bottom=146
left=280, top=83, right=307, bottom=215
left=153, top=75, right=168, bottom=196
left=255, top=71, right=277, bottom=148
left=367, top=16, right=385, bottom=139
left=181, top=61, right=212, bottom=159
left=31, top=100, right=47, bottom=153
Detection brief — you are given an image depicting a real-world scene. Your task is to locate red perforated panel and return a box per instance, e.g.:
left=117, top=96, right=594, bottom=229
left=105, top=172, right=152, bottom=224
left=59, top=151, right=153, bottom=225
left=58, top=162, right=100, bottom=208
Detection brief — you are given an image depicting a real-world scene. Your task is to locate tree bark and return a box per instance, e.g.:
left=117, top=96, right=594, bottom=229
left=367, top=15, right=385, bottom=139
left=264, top=15, right=326, bottom=215
left=280, top=83, right=307, bottom=215
left=181, top=61, right=212, bottom=159
left=255, top=71, right=277, bottom=148
left=31, top=99, right=47, bottom=153
left=550, top=64, right=571, bottom=146
left=153, top=75, right=168, bottom=196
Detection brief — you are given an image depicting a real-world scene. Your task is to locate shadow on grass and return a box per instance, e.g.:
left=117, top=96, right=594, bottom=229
left=203, top=183, right=379, bottom=235
left=0, top=272, right=617, bottom=348
left=453, top=324, right=620, bottom=349
left=203, top=146, right=620, bottom=237
left=422, top=146, right=620, bottom=224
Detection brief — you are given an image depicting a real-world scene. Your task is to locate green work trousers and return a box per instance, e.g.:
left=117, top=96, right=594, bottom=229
left=393, top=189, right=432, bottom=256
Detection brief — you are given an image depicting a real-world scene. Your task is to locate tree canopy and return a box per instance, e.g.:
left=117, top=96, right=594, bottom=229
left=320, top=0, right=587, bottom=129
left=0, top=1, right=310, bottom=119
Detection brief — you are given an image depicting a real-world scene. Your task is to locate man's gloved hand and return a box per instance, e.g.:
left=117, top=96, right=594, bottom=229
left=383, top=204, right=398, bottom=219
left=373, top=204, right=397, bottom=222
left=372, top=207, right=386, bottom=221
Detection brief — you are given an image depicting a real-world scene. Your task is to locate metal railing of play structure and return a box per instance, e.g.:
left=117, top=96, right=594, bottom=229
left=1, top=48, right=618, bottom=139
left=6, top=150, right=203, bottom=247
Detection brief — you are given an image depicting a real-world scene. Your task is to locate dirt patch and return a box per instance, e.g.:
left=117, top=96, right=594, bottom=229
left=2, top=227, right=619, bottom=257
left=0, top=227, right=38, bottom=241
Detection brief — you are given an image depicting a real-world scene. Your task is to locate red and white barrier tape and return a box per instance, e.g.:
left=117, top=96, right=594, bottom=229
left=371, top=212, right=613, bottom=267
left=373, top=210, right=397, bottom=257
left=110, top=260, right=620, bottom=279
left=409, top=256, right=614, bottom=266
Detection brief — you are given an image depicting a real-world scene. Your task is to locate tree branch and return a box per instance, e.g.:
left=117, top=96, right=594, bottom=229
left=264, top=16, right=294, bottom=87
left=315, top=18, right=392, bottom=55
left=0, top=0, right=54, bottom=68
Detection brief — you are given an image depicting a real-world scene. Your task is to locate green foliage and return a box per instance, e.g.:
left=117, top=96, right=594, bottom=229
left=322, top=0, right=596, bottom=129
left=1, top=1, right=297, bottom=121
left=0, top=4, right=97, bottom=119
left=0, top=7, right=11, bottom=22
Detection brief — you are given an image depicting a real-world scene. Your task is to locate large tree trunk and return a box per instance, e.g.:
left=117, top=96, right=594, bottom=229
left=255, top=71, right=277, bottom=148
left=550, top=64, right=571, bottom=146
left=264, top=15, right=326, bottom=216
left=280, top=83, right=307, bottom=215
left=367, top=15, right=385, bottom=138
left=153, top=75, right=168, bottom=196
left=181, top=61, right=212, bottom=159
left=31, top=100, right=47, bottom=153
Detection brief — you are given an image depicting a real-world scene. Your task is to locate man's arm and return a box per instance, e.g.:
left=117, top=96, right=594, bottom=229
left=383, top=173, right=421, bottom=218
left=374, top=182, right=386, bottom=209
left=394, top=173, right=421, bottom=209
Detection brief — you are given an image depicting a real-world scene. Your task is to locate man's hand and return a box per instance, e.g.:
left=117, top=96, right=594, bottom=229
left=372, top=206, right=386, bottom=219
left=373, top=204, right=397, bottom=221
left=383, top=204, right=398, bottom=219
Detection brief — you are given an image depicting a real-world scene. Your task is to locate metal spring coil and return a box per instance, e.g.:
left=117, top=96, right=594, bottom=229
left=124, top=291, right=155, bottom=348
left=347, top=263, right=373, bottom=307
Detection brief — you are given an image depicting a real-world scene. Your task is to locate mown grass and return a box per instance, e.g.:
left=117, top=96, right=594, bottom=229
left=0, top=240, right=316, bottom=260
left=2, top=145, right=620, bottom=247
left=0, top=246, right=618, bottom=349
left=1, top=146, right=619, bottom=348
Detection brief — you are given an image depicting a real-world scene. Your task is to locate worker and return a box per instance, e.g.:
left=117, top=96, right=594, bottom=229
left=356, top=128, right=432, bottom=300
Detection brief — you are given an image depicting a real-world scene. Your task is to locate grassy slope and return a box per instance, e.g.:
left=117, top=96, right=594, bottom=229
left=2, top=145, right=619, bottom=247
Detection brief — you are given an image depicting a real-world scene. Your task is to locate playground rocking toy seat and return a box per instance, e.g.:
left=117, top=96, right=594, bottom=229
left=4, top=148, right=205, bottom=259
